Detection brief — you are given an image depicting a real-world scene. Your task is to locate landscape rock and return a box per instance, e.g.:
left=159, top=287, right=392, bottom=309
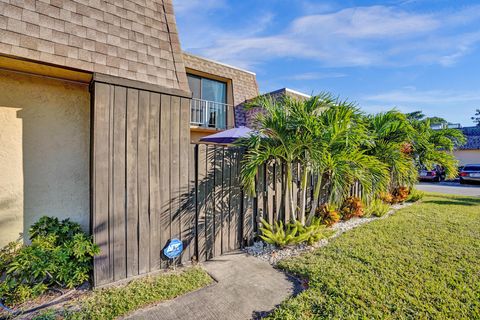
left=244, top=203, right=412, bottom=265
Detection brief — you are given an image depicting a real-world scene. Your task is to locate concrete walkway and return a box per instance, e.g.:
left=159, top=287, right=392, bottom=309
left=124, top=252, right=300, bottom=320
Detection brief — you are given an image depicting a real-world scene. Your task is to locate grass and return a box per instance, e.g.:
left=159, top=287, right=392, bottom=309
left=268, top=194, right=480, bottom=319
left=33, top=267, right=212, bottom=320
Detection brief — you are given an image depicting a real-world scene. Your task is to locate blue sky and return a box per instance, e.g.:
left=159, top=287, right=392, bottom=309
left=173, top=0, right=480, bottom=126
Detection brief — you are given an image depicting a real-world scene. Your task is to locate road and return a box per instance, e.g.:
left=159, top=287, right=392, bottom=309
left=416, top=182, right=480, bottom=197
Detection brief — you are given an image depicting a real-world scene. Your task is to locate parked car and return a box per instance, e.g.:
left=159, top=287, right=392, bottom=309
left=419, top=165, right=445, bottom=182
left=459, top=164, right=480, bottom=184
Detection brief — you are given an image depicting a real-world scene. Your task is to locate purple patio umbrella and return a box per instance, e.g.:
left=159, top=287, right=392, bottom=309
left=200, top=126, right=255, bottom=144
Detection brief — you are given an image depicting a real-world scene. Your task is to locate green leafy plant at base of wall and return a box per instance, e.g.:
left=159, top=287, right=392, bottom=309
left=0, top=217, right=99, bottom=305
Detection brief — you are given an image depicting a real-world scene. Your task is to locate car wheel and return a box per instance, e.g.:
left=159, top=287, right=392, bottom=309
left=460, top=179, right=466, bottom=185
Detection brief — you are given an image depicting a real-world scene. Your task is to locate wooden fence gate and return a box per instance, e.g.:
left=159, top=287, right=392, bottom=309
left=93, top=129, right=362, bottom=285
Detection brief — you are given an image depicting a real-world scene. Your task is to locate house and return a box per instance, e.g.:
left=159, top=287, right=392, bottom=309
left=455, top=126, right=480, bottom=166
left=182, top=52, right=259, bottom=142
left=236, top=88, right=311, bottom=128
left=0, top=0, right=266, bottom=286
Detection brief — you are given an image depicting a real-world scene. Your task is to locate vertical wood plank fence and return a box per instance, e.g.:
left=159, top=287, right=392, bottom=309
left=92, top=102, right=363, bottom=286
left=91, top=82, right=193, bottom=286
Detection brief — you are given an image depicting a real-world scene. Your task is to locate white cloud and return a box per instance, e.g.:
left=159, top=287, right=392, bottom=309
left=364, top=89, right=480, bottom=104
left=291, top=6, right=438, bottom=39
left=360, top=88, right=480, bottom=124
left=175, top=3, right=480, bottom=69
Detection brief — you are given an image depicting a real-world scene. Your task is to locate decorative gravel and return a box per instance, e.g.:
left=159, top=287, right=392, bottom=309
left=244, top=203, right=413, bottom=265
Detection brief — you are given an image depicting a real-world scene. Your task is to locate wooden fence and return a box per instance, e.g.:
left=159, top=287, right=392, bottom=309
left=193, top=144, right=363, bottom=261
left=92, top=107, right=363, bottom=286
left=91, top=81, right=193, bottom=286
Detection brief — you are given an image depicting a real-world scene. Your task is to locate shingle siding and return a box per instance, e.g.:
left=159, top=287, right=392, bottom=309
left=0, top=0, right=189, bottom=91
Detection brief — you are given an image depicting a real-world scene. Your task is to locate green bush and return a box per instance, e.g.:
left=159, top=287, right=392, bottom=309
left=0, top=217, right=99, bottom=305
left=365, top=199, right=391, bottom=217
left=407, top=188, right=425, bottom=202
left=30, top=216, right=83, bottom=244
left=295, top=218, right=333, bottom=245
left=0, top=240, right=22, bottom=275
left=259, top=219, right=300, bottom=248
left=259, top=218, right=332, bottom=248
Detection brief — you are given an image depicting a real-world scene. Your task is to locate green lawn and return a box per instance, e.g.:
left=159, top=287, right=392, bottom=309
left=33, top=267, right=212, bottom=320
left=269, top=194, right=480, bottom=319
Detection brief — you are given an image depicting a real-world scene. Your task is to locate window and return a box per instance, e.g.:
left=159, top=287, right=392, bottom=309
left=187, top=74, right=228, bottom=129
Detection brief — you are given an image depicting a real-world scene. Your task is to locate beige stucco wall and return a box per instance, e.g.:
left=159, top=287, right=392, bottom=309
left=454, top=150, right=480, bottom=166
left=0, top=69, right=90, bottom=246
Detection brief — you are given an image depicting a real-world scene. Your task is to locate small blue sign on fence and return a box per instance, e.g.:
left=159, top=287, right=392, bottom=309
left=163, top=239, right=183, bottom=260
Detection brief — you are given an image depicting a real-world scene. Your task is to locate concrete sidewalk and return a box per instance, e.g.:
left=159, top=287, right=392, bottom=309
left=124, top=252, right=300, bottom=320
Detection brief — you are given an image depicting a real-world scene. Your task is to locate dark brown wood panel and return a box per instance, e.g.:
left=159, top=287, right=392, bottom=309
left=213, top=146, right=223, bottom=256
left=221, top=147, right=230, bottom=254
left=179, top=97, right=192, bottom=264
left=125, top=88, right=139, bottom=278
left=92, top=80, right=194, bottom=286
left=137, top=90, right=150, bottom=274
left=92, top=82, right=112, bottom=286
left=112, top=86, right=127, bottom=282
left=170, top=96, right=181, bottom=244
left=159, top=94, right=172, bottom=269
left=196, top=144, right=207, bottom=262
left=149, top=93, right=161, bottom=271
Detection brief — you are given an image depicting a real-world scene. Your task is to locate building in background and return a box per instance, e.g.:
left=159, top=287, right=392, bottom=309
left=183, top=52, right=258, bottom=142
left=235, top=88, right=311, bottom=128
left=455, top=126, right=480, bottom=166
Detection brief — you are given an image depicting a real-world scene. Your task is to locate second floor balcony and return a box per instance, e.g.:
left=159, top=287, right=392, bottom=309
left=190, top=98, right=232, bottom=130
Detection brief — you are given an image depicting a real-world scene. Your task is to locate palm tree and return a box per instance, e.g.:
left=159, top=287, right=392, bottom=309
left=305, top=99, right=389, bottom=224
left=410, top=119, right=466, bottom=179
left=238, top=95, right=308, bottom=221
left=365, top=110, right=418, bottom=191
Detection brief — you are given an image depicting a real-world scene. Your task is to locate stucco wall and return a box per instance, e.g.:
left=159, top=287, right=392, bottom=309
left=0, top=0, right=189, bottom=92
left=454, top=150, right=480, bottom=166
left=0, top=69, right=90, bottom=246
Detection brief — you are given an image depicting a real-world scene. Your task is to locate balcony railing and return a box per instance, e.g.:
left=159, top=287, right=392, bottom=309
left=190, top=98, right=231, bottom=130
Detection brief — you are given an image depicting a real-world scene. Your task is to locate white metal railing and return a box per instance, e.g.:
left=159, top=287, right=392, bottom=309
left=190, top=98, right=230, bottom=129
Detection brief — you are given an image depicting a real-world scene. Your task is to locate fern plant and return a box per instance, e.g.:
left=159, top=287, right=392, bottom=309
left=365, top=199, right=391, bottom=217
left=259, top=218, right=299, bottom=247
left=259, top=218, right=332, bottom=247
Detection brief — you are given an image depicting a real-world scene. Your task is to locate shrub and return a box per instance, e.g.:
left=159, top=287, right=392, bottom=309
left=392, top=187, right=410, bottom=203
left=365, top=199, right=391, bottom=217
left=316, top=204, right=341, bottom=227
left=0, top=216, right=99, bottom=305
left=295, top=218, right=333, bottom=245
left=0, top=240, right=22, bottom=274
left=379, top=192, right=394, bottom=204
left=259, top=219, right=300, bottom=248
left=341, top=197, right=364, bottom=220
left=407, top=188, right=425, bottom=202
left=259, top=218, right=332, bottom=248
left=30, top=216, right=83, bottom=244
